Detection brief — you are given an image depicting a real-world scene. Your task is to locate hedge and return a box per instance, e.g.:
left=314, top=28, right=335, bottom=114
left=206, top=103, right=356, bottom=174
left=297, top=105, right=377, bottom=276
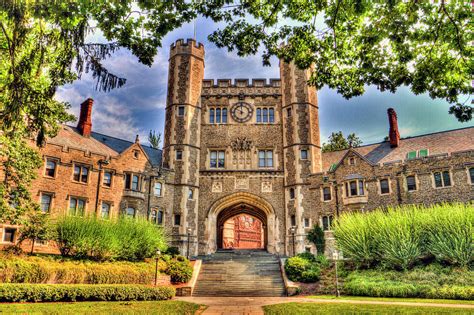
left=284, top=254, right=321, bottom=283
left=0, top=255, right=162, bottom=285
left=0, top=284, right=175, bottom=302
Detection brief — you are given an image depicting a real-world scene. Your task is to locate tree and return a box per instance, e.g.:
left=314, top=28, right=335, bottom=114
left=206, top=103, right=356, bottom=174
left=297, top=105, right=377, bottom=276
left=322, top=131, right=362, bottom=152
left=148, top=130, right=162, bottom=149
left=17, top=210, right=54, bottom=254
left=1, top=1, right=472, bottom=221
left=307, top=225, right=325, bottom=255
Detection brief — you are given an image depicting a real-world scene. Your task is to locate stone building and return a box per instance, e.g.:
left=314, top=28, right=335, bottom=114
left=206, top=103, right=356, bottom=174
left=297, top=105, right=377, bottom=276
left=1, top=38, right=473, bottom=256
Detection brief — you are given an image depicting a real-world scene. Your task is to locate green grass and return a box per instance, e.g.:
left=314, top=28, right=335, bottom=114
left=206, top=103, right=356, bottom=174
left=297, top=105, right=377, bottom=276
left=263, top=302, right=472, bottom=315
left=0, top=300, right=202, bottom=314
left=307, top=295, right=474, bottom=305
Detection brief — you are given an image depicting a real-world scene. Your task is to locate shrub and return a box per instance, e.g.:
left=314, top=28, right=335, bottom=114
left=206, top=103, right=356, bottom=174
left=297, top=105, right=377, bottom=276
left=316, top=254, right=331, bottom=269
left=307, top=225, right=325, bottom=254
left=164, top=247, right=180, bottom=256
left=55, top=216, right=167, bottom=261
left=297, top=252, right=316, bottom=262
left=334, top=203, right=474, bottom=269
left=285, top=256, right=311, bottom=282
left=300, top=266, right=321, bottom=283
left=165, top=259, right=193, bottom=284
left=0, top=284, right=175, bottom=302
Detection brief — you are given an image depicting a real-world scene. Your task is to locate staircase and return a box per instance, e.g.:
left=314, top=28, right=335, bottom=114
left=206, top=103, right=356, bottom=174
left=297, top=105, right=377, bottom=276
left=193, top=249, right=286, bottom=297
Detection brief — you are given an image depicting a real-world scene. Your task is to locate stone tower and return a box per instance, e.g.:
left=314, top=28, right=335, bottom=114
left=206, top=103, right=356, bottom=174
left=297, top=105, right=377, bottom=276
left=163, top=39, right=205, bottom=255
left=280, top=61, right=322, bottom=254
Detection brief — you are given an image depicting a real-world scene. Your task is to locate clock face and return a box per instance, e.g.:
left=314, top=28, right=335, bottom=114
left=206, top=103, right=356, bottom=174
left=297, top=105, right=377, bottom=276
left=231, top=102, right=253, bottom=123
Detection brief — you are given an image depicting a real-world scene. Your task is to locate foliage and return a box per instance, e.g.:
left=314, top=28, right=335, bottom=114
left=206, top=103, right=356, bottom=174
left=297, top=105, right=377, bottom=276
left=297, top=252, right=317, bottom=262
left=285, top=256, right=321, bottom=283
left=164, top=258, right=193, bottom=284
left=322, top=131, right=362, bottom=153
left=164, top=247, right=180, bottom=256
left=307, top=225, right=326, bottom=254
left=17, top=211, right=55, bottom=254
left=315, top=254, right=331, bottom=269
left=333, top=203, right=473, bottom=269
left=55, top=216, right=168, bottom=261
left=0, top=254, right=162, bottom=285
left=148, top=130, right=162, bottom=149
left=0, top=283, right=175, bottom=302
left=344, top=265, right=474, bottom=300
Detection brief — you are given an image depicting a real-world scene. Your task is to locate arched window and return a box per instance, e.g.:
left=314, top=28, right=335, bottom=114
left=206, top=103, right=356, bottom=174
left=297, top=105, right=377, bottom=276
left=126, top=207, right=135, bottom=218
left=209, top=108, right=215, bottom=123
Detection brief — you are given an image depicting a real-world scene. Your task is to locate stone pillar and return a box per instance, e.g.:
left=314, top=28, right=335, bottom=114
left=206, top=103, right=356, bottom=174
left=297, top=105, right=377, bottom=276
left=163, top=39, right=204, bottom=256
left=280, top=60, right=321, bottom=255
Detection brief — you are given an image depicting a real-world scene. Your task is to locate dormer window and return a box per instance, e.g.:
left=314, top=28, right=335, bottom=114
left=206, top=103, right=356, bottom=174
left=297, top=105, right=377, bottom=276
left=349, top=157, right=355, bottom=165
left=133, top=150, right=139, bottom=159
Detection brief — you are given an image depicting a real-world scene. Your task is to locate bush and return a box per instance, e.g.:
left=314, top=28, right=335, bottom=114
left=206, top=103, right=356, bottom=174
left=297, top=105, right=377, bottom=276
left=297, top=252, right=316, bottom=262
left=315, top=254, right=331, bottom=269
left=344, top=266, right=474, bottom=300
left=285, top=256, right=321, bottom=283
left=55, top=216, right=167, bottom=261
left=307, top=225, right=325, bottom=254
left=0, top=284, right=175, bottom=302
left=165, top=259, right=193, bottom=284
left=334, top=203, right=473, bottom=268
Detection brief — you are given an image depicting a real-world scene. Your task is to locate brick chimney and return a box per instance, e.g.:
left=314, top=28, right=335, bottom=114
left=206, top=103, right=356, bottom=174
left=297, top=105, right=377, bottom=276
left=77, top=98, right=93, bottom=137
left=387, top=108, right=400, bottom=148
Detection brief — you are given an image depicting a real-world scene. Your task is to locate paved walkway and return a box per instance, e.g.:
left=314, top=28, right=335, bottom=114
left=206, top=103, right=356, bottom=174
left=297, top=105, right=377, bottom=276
left=176, top=296, right=474, bottom=315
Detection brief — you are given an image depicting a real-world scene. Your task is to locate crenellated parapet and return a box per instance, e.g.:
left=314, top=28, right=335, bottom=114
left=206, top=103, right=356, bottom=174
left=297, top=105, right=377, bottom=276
left=169, top=38, right=205, bottom=60
left=201, top=78, right=281, bottom=98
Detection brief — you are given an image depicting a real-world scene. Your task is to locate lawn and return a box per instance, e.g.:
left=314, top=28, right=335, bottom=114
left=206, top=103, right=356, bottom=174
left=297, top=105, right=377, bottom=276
left=0, top=300, right=203, bottom=314
left=307, top=295, right=474, bottom=305
left=263, top=302, right=471, bottom=315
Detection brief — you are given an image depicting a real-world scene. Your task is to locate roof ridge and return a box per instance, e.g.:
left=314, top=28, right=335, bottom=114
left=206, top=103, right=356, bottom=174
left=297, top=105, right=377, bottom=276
left=322, top=125, right=474, bottom=154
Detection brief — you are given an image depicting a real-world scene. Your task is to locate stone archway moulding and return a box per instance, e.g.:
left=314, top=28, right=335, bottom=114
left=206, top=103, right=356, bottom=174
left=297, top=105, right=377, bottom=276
left=203, top=192, right=278, bottom=254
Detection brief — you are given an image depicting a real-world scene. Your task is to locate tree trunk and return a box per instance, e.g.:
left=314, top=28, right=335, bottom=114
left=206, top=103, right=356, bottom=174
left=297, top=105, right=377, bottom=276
left=30, top=238, right=35, bottom=254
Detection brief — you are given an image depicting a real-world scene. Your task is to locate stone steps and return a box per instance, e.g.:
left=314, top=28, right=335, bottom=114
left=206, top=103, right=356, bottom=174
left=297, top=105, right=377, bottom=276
left=193, top=250, right=286, bottom=297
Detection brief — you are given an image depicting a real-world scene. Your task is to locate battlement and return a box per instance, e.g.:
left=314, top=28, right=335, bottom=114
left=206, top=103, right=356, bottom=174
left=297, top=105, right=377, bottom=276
left=202, top=78, right=281, bottom=88
left=170, top=38, right=205, bottom=58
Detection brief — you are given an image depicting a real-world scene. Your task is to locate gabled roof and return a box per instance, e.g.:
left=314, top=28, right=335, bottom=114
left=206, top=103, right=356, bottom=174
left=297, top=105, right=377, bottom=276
left=322, top=126, right=474, bottom=171
left=91, top=131, right=162, bottom=167
left=47, top=125, right=162, bottom=167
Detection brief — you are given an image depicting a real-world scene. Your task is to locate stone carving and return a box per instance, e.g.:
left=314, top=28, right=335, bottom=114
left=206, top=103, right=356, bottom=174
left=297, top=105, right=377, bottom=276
left=231, top=137, right=253, bottom=169
left=231, top=137, right=253, bottom=151
left=235, top=177, right=249, bottom=190
left=261, top=181, right=272, bottom=193
left=212, top=181, right=222, bottom=193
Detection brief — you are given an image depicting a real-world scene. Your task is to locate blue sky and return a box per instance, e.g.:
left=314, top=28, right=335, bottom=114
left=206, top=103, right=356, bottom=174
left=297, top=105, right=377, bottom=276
left=55, top=17, right=473, bottom=147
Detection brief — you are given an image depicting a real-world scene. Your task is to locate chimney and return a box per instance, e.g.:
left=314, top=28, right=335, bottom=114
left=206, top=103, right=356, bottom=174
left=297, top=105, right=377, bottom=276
left=387, top=108, right=400, bottom=148
left=77, top=98, right=93, bottom=137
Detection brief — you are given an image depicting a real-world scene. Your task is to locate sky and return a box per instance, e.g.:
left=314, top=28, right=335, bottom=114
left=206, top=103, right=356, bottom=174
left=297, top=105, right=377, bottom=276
left=55, top=17, right=473, bottom=148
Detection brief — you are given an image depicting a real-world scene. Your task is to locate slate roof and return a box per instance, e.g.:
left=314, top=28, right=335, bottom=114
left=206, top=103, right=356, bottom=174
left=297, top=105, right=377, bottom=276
left=47, top=125, right=162, bottom=167
left=322, top=127, right=474, bottom=171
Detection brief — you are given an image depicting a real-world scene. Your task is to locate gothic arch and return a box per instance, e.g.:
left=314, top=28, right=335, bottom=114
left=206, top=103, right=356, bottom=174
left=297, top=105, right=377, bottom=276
left=203, top=192, right=279, bottom=254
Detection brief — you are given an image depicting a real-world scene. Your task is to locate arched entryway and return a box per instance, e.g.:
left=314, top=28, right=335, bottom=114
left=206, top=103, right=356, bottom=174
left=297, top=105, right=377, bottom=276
left=217, top=205, right=266, bottom=249
left=203, top=192, right=279, bottom=254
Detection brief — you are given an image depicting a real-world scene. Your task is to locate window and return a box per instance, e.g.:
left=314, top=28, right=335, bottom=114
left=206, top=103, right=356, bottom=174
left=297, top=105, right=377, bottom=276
left=290, top=215, right=296, bottom=227
left=188, top=188, right=194, bottom=200
left=210, top=151, right=225, bottom=168
left=45, top=160, right=57, bottom=177
left=346, top=180, right=365, bottom=196
left=178, top=106, right=185, bottom=116
left=258, top=150, right=273, bottom=168
left=406, top=175, right=417, bottom=191
left=323, top=187, right=331, bottom=201
left=300, top=149, right=308, bottom=160
left=209, top=107, right=227, bottom=124
left=287, top=107, right=292, bottom=117
left=73, top=165, right=89, bottom=183
left=40, top=193, right=52, bottom=213
left=434, top=171, right=451, bottom=188
left=174, top=214, right=181, bottom=226
left=176, top=150, right=183, bottom=160
left=470, top=168, right=474, bottom=184
left=157, top=210, right=164, bottom=225
left=103, top=172, right=112, bottom=187
left=289, top=188, right=295, bottom=200
left=101, top=202, right=111, bottom=218
left=125, top=207, right=136, bottom=218
left=256, top=107, right=275, bottom=123
left=407, top=149, right=429, bottom=160
left=154, top=182, right=162, bottom=196
left=69, top=197, right=86, bottom=216
left=349, top=157, right=355, bottom=165
left=3, top=228, right=16, bottom=243
left=305, top=247, right=311, bottom=253
left=380, top=179, right=390, bottom=194
left=150, top=210, right=157, bottom=223
left=133, top=150, right=139, bottom=159
left=304, top=218, right=310, bottom=228
left=125, top=174, right=140, bottom=191
left=322, top=216, right=333, bottom=231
